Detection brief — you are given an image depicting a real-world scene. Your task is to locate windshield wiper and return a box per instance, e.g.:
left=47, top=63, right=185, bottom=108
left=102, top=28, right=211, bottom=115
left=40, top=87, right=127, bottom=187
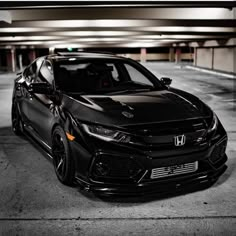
left=107, top=88, right=152, bottom=95
left=66, top=91, right=87, bottom=95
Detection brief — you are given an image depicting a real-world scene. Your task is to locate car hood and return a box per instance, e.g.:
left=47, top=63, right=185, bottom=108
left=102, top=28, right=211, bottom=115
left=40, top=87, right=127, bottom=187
left=63, top=89, right=211, bottom=127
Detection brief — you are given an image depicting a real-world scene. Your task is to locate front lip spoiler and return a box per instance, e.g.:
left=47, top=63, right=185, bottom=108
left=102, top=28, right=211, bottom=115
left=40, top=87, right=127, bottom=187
left=75, top=164, right=227, bottom=196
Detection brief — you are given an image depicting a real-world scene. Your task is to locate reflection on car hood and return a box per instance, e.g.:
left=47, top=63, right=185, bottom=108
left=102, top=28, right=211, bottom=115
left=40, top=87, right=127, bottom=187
left=63, top=89, right=210, bottom=127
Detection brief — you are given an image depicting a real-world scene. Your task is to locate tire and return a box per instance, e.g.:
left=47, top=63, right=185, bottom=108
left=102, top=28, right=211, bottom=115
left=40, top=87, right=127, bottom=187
left=11, top=100, right=24, bottom=136
left=52, top=126, right=75, bottom=186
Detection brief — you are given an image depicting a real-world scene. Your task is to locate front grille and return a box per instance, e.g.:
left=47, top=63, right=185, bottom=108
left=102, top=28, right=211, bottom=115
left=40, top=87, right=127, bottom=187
left=150, top=161, right=198, bottom=179
left=127, top=118, right=206, bottom=136
left=124, top=119, right=207, bottom=150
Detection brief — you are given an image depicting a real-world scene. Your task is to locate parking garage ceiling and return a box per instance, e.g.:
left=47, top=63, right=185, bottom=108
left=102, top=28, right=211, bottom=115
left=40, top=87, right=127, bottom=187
left=0, top=1, right=236, bottom=48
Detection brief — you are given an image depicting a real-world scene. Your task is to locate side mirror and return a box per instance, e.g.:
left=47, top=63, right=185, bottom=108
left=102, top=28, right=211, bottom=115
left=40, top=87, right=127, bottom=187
left=29, top=82, right=53, bottom=95
left=160, top=77, right=172, bottom=86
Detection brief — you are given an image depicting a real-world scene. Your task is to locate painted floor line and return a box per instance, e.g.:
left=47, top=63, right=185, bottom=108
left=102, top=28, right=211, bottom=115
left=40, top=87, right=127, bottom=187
left=222, top=99, right=236, bottom=102
left=193, top=88, right=202, bottom=92
left=208, top=94, right=222, bottom=99
left=0, top=216, right=236, bottom=221
left=186, top=66, right=236, bottom=79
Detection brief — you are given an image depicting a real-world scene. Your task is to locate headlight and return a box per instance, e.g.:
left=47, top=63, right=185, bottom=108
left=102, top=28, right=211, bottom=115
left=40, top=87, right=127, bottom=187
left=208, top=113, right=218, bottom=133
left=81, top=124, right=131, bottom=143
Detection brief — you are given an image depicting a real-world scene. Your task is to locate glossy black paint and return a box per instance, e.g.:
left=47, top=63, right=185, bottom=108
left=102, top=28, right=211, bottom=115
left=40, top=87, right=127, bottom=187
left=12, top=52, right=228, bottom=195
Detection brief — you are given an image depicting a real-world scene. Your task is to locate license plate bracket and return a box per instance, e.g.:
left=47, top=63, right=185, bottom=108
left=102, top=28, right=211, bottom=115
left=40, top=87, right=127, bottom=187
left=151, top=161, right=198, bottom=179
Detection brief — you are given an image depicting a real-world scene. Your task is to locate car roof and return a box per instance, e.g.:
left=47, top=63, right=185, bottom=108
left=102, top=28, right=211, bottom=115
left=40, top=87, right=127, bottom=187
left=46, top=51, right=125, bottom=61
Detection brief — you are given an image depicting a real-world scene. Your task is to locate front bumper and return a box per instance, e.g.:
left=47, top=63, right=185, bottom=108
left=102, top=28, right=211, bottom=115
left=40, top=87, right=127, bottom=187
left=70, top=119, right=228, bottom=196
left=72, top=136, right=228, bottom=196
left=75, top=160, right=227, bottom=196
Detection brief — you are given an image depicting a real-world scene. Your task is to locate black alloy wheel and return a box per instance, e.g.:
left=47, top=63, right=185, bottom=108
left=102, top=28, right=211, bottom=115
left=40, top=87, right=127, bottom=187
left=52, top=126, right=75, bottom=185
left=11, top=100, right=24, bottom=135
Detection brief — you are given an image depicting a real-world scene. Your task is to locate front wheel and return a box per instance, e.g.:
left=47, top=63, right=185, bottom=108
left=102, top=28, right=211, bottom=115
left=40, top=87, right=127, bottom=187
left=52, top=126, right=75, bottom=186
left=11, top=100, right=24, bottom=135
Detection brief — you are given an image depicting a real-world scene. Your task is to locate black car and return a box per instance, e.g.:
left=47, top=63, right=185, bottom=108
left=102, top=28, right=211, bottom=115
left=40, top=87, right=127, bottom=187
left=11, top=52, right=228, bottom=195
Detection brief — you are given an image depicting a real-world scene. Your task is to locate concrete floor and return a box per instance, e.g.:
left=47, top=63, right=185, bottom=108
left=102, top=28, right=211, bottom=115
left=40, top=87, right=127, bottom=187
left=0, top=62, right=235, bottom=235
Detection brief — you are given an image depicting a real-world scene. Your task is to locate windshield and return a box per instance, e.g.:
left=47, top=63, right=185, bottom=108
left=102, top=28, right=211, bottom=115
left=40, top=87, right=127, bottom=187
left=54, top=59, right=163, bottom=95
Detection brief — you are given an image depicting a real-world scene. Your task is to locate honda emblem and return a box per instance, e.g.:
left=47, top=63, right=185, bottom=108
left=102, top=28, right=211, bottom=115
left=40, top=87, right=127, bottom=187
left=174, top=134, right=186, bottom=146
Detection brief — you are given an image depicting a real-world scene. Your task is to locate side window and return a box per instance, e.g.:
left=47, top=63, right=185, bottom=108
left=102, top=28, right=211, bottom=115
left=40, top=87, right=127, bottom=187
left=24, top=61, right=37, bottom=82
left=107, top=63, right=120, bottom=81
left=124, top=63, right=153, bottom=86
left=37, top=60, right=54, bottom=84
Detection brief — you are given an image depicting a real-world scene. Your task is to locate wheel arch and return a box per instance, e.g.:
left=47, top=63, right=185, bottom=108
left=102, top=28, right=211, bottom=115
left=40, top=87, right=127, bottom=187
left=50, top=114, right=78, bottom=167
left=51, top=125, right=75, bottom=186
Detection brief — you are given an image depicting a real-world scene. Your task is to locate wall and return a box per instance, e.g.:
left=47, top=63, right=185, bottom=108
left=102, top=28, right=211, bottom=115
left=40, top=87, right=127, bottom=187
left=181, top=53, right=193, bottom=61
left=117, top=53, right=140, bottom=61
left=146, top=53, right=169, bottom=61
left=117, top=53, right=192, bottom=62
left=195, top=46, right=236, bottom=73
left=213, top=47, right=235, bottom=73
left=196, top=48, right=213, bottom=69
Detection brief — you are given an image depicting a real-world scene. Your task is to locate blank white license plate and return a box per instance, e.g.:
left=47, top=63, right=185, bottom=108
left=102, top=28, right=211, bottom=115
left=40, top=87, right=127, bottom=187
left=151, top=162, right=198, bottom=179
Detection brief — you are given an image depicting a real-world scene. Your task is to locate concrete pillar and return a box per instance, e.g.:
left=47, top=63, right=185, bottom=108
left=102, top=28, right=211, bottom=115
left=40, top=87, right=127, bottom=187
left=49, top=47, right=55, bottom=54
left=175, top=48, right=181, bottom=63
left=6, top=48, right=16, bottom=72
left=234, top=46, right=236, bottom=75
left=169, top=47, right=175, bottom=62
left=193, top=47, right=197, bottom=66
left=211, top=48, right=214, bottom=70
left=29, top=49, right=36, bottom=62
left=18, top=54, right=23, bottom=71
left=140, top=48, right=146, bottom=63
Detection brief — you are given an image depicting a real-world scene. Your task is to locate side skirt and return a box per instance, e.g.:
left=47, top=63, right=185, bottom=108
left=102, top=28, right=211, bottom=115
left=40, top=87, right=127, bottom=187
left=23, top=124, right=53, bottom=160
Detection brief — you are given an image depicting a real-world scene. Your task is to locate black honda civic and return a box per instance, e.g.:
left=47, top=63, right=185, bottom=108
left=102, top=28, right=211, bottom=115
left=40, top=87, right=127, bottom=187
left=11, top=52, right=228, bottom=195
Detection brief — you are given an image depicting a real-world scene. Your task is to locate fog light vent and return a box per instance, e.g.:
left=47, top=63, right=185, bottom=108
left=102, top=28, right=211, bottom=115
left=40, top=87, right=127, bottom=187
left=92, top=154, right=142, bottom=178
left=95, top=162, right=110, bottom=176
left=210, top=140, right=227, bottom=163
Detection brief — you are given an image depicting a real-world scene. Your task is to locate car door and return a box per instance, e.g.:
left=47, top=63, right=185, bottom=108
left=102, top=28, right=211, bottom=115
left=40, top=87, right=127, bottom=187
left=26, top=60, right=56, bottom=146
left=18, top=59, right=38, bottom=125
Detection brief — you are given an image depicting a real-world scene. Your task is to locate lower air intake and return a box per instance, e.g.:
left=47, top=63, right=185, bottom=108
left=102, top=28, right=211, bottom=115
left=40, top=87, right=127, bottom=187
left=151, top=161, right=198, bottom=179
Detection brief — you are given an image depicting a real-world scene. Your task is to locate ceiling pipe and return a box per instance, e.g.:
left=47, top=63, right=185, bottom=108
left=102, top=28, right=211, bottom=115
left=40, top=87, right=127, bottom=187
left=0, top=1, right=235, bottom=10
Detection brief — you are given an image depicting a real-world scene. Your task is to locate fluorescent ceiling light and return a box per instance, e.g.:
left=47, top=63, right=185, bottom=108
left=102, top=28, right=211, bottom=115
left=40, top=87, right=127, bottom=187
left=133, top=35, right=226, bottom=39
left=53, top=44, right=87, bottom=48
left=0, top=27, right=51, bottom=33
left=16, top=20, right=135, bottom=28
left=1, top=26, right=234, bottom=35
left=52, top=31, right=138, bottom=36
left=137, top=26, right=235, bottom=33
left=0, top=36, right=64, bottom=41
left=72, top=37, right=128, bottom=42
left=16, top=19, right=234, bottom=28
left=117, top=40, right=179, bottom=48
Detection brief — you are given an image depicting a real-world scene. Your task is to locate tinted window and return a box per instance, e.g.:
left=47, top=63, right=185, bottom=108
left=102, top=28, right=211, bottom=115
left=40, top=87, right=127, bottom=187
left=107, top=63, right=120, bottom=81
left=124, top=63, right=153, bottom=86
left=24, top=57, right=44, bottom=83
left=54, top=59, right=162, bottom=94
left=24, top=61, right=37, bottom=82
left=37, top=60, right=54, bottom=84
